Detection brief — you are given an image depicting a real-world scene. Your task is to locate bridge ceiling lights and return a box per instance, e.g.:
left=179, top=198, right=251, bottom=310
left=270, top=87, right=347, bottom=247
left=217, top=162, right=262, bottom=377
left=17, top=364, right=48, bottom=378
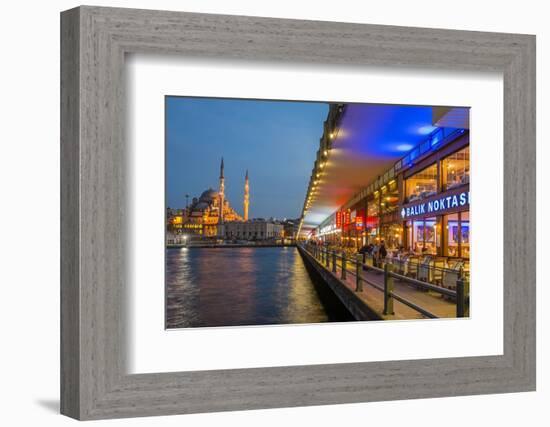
left=299, top=103, right=448, bottom=238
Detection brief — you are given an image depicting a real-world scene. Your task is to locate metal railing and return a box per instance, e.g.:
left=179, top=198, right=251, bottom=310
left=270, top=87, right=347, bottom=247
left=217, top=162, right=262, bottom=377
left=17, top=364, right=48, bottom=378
left=361, top=253, right=469, bottom=290
left=303, top=244, right=469, bottom=319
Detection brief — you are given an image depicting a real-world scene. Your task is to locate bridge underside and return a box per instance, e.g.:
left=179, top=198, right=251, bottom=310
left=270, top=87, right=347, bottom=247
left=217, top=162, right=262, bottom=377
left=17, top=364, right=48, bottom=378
left=300, top=104, right=456, bottom=237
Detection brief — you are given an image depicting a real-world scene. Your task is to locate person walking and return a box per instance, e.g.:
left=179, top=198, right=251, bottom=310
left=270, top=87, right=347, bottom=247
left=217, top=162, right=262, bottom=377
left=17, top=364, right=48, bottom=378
left=378, top=240, right=388, bottom=269
left=358, top=243, right=369, bottom=254
left=372, top=242, right=379, bottom=267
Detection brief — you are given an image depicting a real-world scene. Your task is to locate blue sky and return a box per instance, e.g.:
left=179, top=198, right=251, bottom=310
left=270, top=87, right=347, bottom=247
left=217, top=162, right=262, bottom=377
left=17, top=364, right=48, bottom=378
left=166, top=97, right=329, bottom=219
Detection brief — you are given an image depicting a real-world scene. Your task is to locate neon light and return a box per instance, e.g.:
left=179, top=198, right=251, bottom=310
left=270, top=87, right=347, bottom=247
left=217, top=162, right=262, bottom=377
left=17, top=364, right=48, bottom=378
left=400, top=191, right=470, bottom=219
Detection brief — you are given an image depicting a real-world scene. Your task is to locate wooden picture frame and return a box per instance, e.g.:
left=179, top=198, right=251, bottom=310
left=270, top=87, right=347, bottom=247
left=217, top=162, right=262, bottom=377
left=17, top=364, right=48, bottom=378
left=61, top=5, right=536, bottom=420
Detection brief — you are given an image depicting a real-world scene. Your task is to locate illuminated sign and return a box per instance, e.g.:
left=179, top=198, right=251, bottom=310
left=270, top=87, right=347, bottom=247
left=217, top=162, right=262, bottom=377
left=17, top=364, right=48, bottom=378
left=336, top=211, right=342, bottom=228
left=344, top=210, right=351, bottom=225
left=355, top=215, right=363, bottom=230
left=320, top=224, right=335, bottom=234
left=401, top=191, right=469, bottom=219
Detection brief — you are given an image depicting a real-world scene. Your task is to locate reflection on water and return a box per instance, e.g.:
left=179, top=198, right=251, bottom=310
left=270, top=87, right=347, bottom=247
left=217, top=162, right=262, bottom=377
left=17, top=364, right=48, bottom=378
left=166, top=247, right=353, bottom=328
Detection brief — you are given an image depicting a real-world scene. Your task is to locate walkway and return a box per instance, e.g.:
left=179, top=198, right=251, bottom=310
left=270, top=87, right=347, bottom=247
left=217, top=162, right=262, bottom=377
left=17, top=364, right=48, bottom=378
left=300, top=247, right=457, bottom=320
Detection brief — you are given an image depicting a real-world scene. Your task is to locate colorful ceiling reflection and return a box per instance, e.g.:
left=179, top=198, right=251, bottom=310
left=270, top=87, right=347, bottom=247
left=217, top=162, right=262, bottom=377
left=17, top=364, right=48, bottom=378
left=300, top=104, right=468, bottom=235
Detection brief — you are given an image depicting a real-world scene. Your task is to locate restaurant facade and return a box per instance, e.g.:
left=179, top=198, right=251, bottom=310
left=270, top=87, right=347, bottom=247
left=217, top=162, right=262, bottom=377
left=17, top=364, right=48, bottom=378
left=315, top=126, right=470, bottom=260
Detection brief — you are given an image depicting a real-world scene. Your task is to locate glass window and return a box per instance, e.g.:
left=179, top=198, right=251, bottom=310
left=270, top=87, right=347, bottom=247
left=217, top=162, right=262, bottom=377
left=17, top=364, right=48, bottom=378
left=380, top=181, right=399, bottom=215
left=423, top=218, right=437, bottom=255
left=445, top=211, right=469, bottom=259
left=405, top=164, right=437, bottom=203
left=460, top=211, right=470, bottom=258
left=442, top=146, right=469, bottom=190
left=446, top=213, right=460, bottom=257
left=369, top=193, right=379, bottom=217
left=366, top=195, right=379, bottom=243
left=411, top=217, right=437, bottom=255
left=412, top=220, right=424, bottom=253
left=406, top=220, right=413, bottom=252
left=380, top=223, right=402, bottom=250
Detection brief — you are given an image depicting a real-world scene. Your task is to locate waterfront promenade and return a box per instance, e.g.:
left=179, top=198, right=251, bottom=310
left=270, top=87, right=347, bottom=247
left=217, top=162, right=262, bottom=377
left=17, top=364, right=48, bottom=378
left=298, top=245, right=461, bottom=321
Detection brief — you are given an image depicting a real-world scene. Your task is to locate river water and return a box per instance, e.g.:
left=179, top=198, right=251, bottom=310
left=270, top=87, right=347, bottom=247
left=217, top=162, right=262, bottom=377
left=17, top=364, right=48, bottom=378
left=166, top=246, right=353, bottom=328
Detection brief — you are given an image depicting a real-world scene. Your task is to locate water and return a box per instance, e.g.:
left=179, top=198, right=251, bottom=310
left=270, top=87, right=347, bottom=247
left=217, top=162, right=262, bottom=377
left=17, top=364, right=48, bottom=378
left=166, top=246, right=353, bottom=328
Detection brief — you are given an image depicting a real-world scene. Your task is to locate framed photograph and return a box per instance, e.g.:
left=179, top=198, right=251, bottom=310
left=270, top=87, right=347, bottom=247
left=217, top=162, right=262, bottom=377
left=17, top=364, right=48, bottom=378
left=61, top=6, right=536, bottom=420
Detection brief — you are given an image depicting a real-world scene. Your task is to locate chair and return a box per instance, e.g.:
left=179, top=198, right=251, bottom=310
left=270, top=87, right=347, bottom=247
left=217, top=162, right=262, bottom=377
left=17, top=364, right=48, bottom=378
left=418, top=256, right=432, bottom=282
left=407, top=256, right=419, bottom=278
left=447, top=258, right=459, bottom=269
left=432, top=257, right=447, bottom=285
left=462, top=260, right=470, bottom=280
left=397, top=255, right=408, bottom=275
left=443, top=260, right=463, bottom=290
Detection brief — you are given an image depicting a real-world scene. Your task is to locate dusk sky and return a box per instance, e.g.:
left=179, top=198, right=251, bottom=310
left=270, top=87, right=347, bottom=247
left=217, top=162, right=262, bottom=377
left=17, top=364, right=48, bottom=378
left=166, top=97, right=329, bottom=219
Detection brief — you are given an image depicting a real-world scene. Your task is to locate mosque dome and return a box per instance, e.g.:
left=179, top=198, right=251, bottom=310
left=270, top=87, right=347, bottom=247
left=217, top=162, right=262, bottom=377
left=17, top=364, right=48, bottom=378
left=199, top=188, right=219, bottom=202
left=194, top=201, right=210, bottom=211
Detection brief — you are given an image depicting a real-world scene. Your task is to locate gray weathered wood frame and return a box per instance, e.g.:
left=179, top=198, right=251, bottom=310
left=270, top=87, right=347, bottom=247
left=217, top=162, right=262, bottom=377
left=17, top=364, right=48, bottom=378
left=60, top=5, right=536, bottom=420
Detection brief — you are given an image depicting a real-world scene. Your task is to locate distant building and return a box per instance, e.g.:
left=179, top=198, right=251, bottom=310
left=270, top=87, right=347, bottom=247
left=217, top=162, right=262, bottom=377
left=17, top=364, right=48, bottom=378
left=223, top=219, right=284, bottom=241
left=167, top=158, right=246, bottom=238
left=166, top=208, right=184, bottom=233
left=282, top=219, right=299, bottom=241
left=166, top=230, right=186, bottom=245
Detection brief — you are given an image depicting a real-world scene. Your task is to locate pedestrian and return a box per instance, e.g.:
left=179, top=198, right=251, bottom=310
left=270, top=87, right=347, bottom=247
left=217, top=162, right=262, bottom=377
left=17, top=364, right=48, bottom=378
left=379, top=240, right=387, bottom=262
left=372, top=242, right=379, bottom=267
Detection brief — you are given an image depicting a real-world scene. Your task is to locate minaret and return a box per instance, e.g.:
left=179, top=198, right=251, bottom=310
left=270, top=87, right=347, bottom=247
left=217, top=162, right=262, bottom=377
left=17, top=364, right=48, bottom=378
left=243, top=169, right=249, bottom=221
left=219, top=157, right=225, bottom=223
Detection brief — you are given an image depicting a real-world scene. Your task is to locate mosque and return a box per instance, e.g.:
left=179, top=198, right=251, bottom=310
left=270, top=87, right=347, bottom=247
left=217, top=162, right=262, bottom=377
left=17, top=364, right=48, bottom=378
left=173, top=158, right=250, bottom=237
